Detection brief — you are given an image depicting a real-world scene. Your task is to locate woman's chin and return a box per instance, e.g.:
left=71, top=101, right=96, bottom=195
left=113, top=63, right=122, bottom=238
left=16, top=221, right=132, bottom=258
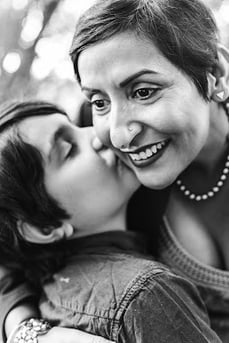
left=135, top=172, right=176, bottom=190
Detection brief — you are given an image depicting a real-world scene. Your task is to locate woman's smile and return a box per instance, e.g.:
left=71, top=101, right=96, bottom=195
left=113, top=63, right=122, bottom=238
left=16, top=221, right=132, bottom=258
left=123, top=139, right=170, bottom=167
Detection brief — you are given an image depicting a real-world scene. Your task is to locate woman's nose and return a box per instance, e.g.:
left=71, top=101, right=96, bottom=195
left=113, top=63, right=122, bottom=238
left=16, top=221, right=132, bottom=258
left=110, top=121, right=143, bottom=150
left=108, top=101, right=143, bottom=149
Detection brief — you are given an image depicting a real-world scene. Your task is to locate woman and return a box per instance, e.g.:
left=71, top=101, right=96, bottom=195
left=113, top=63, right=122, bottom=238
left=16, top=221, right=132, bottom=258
left=0, top=100, right=219, bottom=343
left=68, top=0, right=229, bottom=341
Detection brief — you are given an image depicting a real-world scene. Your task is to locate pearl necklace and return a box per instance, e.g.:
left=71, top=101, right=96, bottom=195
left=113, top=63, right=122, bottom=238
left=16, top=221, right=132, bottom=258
left=176, top=100, right=229, bottom=201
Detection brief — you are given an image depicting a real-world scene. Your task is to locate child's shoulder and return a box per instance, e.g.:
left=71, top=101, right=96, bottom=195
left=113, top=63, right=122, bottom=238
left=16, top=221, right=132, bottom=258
left=40, top=250, right=209, bottom=341
left=41, top=250, right=169, bottom=315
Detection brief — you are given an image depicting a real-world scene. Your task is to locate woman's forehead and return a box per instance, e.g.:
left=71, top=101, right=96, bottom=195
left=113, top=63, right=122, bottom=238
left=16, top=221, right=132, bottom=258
left=78, top=32, right=174, bottom=89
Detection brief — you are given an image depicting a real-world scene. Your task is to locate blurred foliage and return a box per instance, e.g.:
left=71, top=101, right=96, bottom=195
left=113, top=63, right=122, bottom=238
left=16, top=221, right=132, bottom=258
left=0, top=0, right=95, bottom=120
left=0, top=0, right=228, bottom=121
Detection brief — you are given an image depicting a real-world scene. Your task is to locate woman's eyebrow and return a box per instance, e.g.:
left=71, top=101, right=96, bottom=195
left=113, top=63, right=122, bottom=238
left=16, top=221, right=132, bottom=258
left=119, top=69, right=158, bottom=88
left=80, top=86, right=101, bottom=97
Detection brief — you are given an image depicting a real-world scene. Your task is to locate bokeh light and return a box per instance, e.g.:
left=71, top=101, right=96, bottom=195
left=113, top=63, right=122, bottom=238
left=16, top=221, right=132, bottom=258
left=54, top=60, right=75, bottom=80
left=20, top=7, right=43, bottom=43
left=35, top=36, right=67, bottom=62
left=2, top=52, right=21, bottom=73
left=30, top=57, right=51, bottom=80
left=12, top=0, right=29, bottom=11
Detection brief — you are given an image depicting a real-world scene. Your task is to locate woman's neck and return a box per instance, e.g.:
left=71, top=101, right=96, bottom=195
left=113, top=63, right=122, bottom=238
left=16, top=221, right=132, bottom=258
left=194, top=103, right=228, bottom=172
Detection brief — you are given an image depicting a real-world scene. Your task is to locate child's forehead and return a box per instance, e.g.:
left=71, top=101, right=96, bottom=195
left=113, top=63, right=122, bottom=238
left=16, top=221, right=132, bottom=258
left=18, top=113, right=70, bottom=137
left=0, top=102, right=69, bottom=134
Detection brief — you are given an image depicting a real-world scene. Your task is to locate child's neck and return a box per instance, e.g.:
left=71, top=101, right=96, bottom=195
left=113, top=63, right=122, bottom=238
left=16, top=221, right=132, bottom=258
left=71, top=206, right=127, bottom=239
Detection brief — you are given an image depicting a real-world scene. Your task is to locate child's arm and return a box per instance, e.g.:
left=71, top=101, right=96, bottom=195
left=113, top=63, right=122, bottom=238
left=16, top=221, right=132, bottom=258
left=0, top=264, right=38, bottom=343
left=1, top=267, right=113, bottom=343
left=4, top=301, right=39, bottom=338
left=6, top=307, right=114, bottom=343
left=6, top=308, right=114, bottom=343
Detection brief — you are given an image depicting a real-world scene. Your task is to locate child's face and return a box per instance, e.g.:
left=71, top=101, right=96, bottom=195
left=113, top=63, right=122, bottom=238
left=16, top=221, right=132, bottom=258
left=18, top=113, right=139, bottom=233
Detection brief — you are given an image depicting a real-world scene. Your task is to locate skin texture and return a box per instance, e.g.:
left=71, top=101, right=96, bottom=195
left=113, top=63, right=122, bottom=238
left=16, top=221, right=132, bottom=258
left=17, top=113, right=139, bottom=238
left=78, top=31, right=228, bottom=190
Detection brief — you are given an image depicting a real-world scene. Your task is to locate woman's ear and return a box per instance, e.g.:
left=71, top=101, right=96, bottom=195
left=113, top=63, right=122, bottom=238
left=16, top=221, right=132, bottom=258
left=17, top=221, right=74, bottom=244
left=208, top=44, right=229, bottom=102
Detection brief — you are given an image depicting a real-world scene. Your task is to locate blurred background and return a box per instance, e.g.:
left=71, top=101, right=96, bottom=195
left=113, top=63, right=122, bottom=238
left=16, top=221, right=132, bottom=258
left=0, top=0, right=228, bottom=121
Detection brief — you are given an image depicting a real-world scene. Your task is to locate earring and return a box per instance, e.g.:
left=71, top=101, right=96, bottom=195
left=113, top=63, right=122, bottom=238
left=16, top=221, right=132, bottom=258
left=216, top=90, right=225, bottom=101
left=128, top=125, right=133, bottom=132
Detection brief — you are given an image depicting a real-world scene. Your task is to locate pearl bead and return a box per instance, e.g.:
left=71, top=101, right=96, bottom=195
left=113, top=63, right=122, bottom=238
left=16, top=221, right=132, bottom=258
left=208, top=191, right=214, bottom=197
left=176, top=132, right=229, bottom=201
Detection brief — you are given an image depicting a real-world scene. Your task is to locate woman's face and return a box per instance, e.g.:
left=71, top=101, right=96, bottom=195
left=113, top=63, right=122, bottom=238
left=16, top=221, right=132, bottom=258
left=78, top=31, right=211, bottom=189
left=18, top=114, right=139, bottom=231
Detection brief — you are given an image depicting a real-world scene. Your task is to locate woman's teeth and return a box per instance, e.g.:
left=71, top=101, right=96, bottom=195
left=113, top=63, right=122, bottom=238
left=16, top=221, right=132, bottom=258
left=129, top=141, right=166, bottom=161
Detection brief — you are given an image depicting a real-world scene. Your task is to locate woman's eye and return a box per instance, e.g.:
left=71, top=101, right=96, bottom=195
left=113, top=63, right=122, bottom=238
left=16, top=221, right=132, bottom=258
left=92, top=100, right=106, bottom=109
left=91, top=98, right=110, bottom=114
left=133, top=88, right=156, bottom=100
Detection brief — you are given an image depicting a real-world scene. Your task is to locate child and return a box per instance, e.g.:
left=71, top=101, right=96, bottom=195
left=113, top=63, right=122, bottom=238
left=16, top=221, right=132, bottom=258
left=0, top=101, right=221, bottom=343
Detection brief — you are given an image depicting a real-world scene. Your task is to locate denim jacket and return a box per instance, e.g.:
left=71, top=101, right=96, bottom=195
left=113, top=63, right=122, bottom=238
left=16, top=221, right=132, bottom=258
left=37, top=231, right=220, bottom=343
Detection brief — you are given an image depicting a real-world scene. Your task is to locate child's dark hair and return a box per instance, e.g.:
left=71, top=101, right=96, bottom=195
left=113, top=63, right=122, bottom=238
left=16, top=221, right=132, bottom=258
left=70, top=0, right=218, bottom=100
left=0, top=101, right=71, bottom=281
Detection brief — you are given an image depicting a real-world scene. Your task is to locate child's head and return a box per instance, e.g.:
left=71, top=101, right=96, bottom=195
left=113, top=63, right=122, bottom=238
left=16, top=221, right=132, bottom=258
left=0, top=100, right=139, bottom=256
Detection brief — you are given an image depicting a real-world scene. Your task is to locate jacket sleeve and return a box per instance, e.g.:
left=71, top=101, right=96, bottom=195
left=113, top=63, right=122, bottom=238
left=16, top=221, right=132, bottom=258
left=118, top=271, right=222, bottom=343
left=0, top=265, right=37, bottom=343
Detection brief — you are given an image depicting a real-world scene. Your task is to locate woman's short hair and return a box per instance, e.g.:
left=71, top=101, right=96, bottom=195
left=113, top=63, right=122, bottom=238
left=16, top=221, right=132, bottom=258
left=70, top=0, right=218, bottom=100
left=0, top=101, right=70, bottom=266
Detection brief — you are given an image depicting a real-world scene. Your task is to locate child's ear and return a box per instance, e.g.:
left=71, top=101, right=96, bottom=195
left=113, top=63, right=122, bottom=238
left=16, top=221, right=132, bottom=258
left=208, top=44, right=229, bottom=102
left=17, top=221, right=74, bottom=244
